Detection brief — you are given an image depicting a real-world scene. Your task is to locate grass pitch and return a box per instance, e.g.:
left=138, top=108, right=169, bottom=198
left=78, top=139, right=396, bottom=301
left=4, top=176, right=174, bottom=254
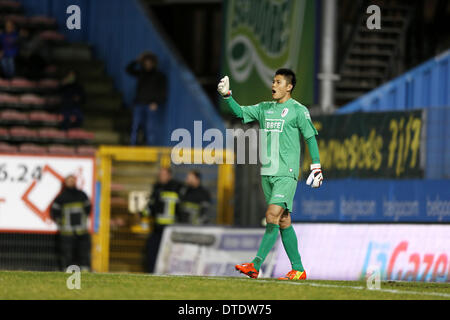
left=0, top=271, right=449, bottom=300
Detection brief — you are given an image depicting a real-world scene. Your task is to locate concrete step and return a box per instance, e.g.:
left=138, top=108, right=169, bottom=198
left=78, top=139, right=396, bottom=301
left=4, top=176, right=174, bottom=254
left=359, top=15, right=407, bottom=27
left=110, top=177, right=155, bottom=188
left=84, top=112, right=130, bottom=131
left=354, top=37, right=398, bottom=46
left=383, top=4, right=413, bottom=13
left=83, top=96, right=122, bottom=111
left=340, top=70, right=385, bottom=80
left=51, top=43, right=93, bottom=61
left=358, top=26, right=403, bottom=35
left=93, top=130, right=121, bottom=145
left=110, top=238, right=147, bottom=247
left=86, top=91, right=122, bottom=103
left=84, top=116, right=115, bottom=130
left=56, top=60, right=105, bottom=78
left=50, top=40, right=132, bottom=147
left=111, top=188, right=151, bottom=199
left=342, top=65, right=387, bottom=74
left=112, top=163, right=159, bottom=177
left=83, top=80, right=115, bottom=96
left=350, top=48, right=394, bottom=57
left=336, top=80, right=380, bottom=90
left=345, top=58, right=388, bottom=68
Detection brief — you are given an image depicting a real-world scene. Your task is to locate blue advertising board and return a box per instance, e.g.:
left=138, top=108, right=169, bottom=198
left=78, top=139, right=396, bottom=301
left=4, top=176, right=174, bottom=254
left=292, top=179, right=450, bottom=223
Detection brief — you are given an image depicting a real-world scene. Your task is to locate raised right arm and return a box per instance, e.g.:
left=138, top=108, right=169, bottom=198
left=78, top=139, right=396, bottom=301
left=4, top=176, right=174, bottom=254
left=223, top=96, right=243, bottom=119
left=218, top=76, right=261, bottom=123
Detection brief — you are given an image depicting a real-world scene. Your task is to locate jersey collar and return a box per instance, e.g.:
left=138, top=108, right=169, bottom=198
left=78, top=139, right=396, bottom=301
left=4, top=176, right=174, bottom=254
left=274, top=98, right=292, bottom=106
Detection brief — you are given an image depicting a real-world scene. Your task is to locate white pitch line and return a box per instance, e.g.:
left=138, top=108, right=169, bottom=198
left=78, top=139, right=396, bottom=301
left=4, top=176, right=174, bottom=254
left=93, top=273, right=450, bottom=299
left=255, top=279, right=450, bottom=299
left=159, top=275, right=450, bottom=299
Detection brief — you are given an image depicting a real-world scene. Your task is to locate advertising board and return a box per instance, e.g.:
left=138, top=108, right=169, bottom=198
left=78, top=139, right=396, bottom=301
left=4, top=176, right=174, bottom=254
left=155, top=225, right=278, bottom=278
left=273, top=223, right=450, bottom=282
left=0, top=154, right=95, bottom=233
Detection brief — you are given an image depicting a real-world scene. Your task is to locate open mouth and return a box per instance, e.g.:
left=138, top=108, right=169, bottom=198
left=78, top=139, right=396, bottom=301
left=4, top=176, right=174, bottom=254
left=272, top=89, right=276, bottom=95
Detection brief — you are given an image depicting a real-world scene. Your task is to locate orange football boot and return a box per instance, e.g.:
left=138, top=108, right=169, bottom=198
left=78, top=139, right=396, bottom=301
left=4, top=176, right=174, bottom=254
left=278, top=270, right=307, bottom=280
left=235, top=263, right=259, bottom=279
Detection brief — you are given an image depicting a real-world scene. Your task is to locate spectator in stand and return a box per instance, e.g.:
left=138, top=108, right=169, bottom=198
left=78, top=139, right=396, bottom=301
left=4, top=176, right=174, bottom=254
left=126, top=52, right=167, bottom=146
left=50, top=175, right=92, bottom=272
left=17, top=28, right=48, bottom=80
left=59, top=70, right=86, bottom=130
left=0, top=20, right=19, bottom=78
left=178, top=170, right=212, bottom=225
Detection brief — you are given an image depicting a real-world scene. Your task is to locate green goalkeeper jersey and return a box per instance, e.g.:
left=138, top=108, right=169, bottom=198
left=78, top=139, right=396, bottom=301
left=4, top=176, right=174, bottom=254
left=226, top=97, right=318, bottom=179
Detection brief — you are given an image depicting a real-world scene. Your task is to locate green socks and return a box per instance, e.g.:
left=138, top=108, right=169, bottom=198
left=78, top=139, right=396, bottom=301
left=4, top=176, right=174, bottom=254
left=252, top=223, right=280, bottom=271
left=252, top=224, right=304, bottom=273
left=280, top=225, right=304, bottom=272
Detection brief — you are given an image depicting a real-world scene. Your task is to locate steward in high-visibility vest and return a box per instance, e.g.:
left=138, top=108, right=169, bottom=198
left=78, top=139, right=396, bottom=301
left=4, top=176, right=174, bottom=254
left=178, top=170, right=212, bottom=225
left=50, top=175, right=91, bottom=271
left=144, top=167, right=182, bottom=273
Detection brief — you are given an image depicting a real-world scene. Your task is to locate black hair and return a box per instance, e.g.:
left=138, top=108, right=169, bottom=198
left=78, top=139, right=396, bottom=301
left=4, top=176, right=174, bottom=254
left=189, top=170, right=202, bottom=182
left=275, top=68, right=296, bottom=93
left=142, top=52, right=158, bottom=67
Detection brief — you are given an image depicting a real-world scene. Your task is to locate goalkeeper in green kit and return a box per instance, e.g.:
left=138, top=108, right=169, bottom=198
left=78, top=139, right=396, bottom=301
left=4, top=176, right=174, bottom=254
left=218, top=69, right=323, bottom=280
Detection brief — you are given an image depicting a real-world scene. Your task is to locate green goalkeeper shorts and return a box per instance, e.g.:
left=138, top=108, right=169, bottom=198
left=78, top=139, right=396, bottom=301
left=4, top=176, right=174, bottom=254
left=261, top=175, right=298, bottom=213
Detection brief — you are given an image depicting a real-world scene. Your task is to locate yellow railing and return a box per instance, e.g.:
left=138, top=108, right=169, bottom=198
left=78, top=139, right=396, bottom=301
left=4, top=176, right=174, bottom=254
left=91, top=146, right=235, bottom=272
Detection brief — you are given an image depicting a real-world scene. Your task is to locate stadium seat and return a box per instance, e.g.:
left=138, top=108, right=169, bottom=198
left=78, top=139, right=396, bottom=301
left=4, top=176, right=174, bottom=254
left=28, top=111, right=60, bottom=125
left=3, top=14, right=27, bottom=26
left=47, top=144, right=76, bottom=155
left=0, top=109, right=28, bottom=124
left=39, top=30, right=65, bottom=42
left=0, top=78, right=10, bottom=90
left=19, top=143, right=47, bottom=154
left=0, top=1, right=22, bottom=14
left=0, top=127, right=9, bottom=139
left=76, top=146, right=97, bottom=156
left=9, top=78, right=37, bottom=92
left=67, top=129, right=95, bottom=142
left=19, top=94, right=46, bottom=108
left=38, top=79, right=60, bottom=92
left=9, top=126, right=38, bottom=142
left=0, top=93, right=20, bottom=108
left=38, top=128, right=67, bottom=143
left=28, top=16, right=56, bottom=27
left=0, top=142, right=18, bottom=153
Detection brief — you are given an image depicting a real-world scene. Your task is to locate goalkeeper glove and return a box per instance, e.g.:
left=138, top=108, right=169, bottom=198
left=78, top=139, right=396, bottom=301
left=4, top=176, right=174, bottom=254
left=306, top=164, right=323, bottom=188
left=217, top=76, right=232, bottom=97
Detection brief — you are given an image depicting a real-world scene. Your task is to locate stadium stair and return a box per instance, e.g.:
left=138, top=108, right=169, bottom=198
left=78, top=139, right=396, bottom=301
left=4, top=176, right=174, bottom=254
left=51, top=44, right=129, bottom=145
left=1, top=0, right=224, bottom=273
left=0, top=1, right=130, bottom=154
left=107, top=161, right=219, bottom=273
left=336, top=0, right=414, bottom=106
left=108, top=162, right=161, bottom=273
